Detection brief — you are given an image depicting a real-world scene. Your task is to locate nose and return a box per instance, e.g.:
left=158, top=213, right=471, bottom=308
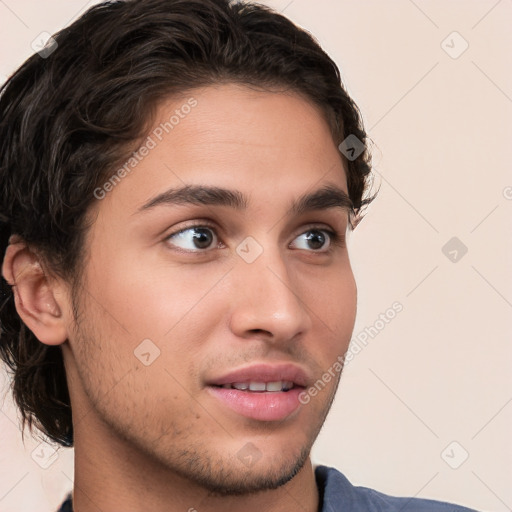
left=228, top=244, right=313, bottom=344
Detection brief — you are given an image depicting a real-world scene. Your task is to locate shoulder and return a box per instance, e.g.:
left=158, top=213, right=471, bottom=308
left=315, top=465, right=479, bottom=512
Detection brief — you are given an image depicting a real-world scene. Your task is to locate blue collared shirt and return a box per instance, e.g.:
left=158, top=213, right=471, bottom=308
left=315, top=465, right=478, bottom=511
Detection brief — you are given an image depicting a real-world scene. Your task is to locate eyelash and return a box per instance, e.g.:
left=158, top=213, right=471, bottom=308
left=163, top=221, right=345, bottom=255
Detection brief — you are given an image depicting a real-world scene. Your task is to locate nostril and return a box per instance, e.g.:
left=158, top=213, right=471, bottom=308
left=249, top=329, right=272, bottom=336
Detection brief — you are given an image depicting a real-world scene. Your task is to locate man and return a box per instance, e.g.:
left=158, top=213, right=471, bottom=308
left=0, top=1, right=478, bottom=511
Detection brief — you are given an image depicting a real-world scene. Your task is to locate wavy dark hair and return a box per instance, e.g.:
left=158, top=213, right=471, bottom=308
left=0, top=0, right=376, bottom=448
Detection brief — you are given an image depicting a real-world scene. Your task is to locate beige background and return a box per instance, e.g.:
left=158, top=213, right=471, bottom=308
left=1, top=1, right=511, bottom=511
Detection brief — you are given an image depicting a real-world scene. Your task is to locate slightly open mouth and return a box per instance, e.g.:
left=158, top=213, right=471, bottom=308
left=211, top=381, right=299, bottom=393
left=206, top=377, right=305, bottom=421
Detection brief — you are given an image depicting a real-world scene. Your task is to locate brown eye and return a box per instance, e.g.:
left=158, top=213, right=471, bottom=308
left=166, top=226, right=218, bottom=252
left=291, top=228, right=338, bottom=252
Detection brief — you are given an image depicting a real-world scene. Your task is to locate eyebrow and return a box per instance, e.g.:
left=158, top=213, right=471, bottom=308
left=136, top=182, right=354, bottom=217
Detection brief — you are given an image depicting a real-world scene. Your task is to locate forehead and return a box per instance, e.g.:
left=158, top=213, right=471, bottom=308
left=96, top=83, right=349, bottom=217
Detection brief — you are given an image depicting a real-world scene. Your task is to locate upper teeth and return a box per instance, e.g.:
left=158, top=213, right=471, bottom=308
left=221, top=381, right=294, bottom=392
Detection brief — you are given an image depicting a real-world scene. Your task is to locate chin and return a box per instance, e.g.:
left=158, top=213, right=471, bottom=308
left=193, top=444, right=311, bottom=497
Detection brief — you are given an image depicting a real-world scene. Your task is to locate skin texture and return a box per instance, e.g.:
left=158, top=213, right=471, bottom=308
left=2, top=83, right=357, bottom=512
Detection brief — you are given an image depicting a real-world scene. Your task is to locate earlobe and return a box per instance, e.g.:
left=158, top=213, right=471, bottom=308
left=2, top=240, right=69, bottom=346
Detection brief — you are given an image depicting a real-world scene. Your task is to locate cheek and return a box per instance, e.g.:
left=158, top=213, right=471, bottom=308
left=87, top=254, right=220, bottom=341
left=303, top=265, right=357, bottom=368
left=328, top=272, right=357, bottom=335
left=302, top=260, right=357, bottom=328
left=84, top=253, right=233, bottom=386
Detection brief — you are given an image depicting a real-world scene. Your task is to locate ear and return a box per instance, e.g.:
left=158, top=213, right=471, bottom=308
left=2, top=237, right=69, bottom=345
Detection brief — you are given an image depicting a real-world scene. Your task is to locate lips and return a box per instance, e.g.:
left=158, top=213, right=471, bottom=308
left=204, top=363, right=310, bottom=421
left=205, top=363, right=310, bottom=389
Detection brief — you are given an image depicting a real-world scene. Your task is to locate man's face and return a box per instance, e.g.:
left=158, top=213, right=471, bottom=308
left=62, top=83, right=357, bottom=495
